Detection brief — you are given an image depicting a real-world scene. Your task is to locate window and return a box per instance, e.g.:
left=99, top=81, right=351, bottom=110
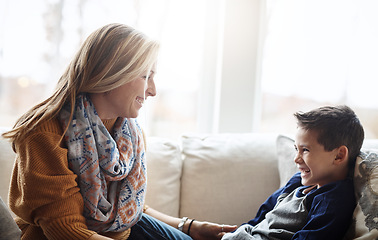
left=1, top=0, right=377, bottom=140
left=260, top=0, right=378, bottom=138
left=0, top=0, right=207, bottom=140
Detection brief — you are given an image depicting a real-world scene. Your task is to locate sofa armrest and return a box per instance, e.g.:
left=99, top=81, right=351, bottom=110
left=0, top=135, right=15, bottom=205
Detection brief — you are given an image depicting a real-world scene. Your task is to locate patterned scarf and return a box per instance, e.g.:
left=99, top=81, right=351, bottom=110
left=59, top=94, right=146, bottom=232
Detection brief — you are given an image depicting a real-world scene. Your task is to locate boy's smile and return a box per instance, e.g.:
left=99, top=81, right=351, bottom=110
left=294, top=128, right=346, bottom=188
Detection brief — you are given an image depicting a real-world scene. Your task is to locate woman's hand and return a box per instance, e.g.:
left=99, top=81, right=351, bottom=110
left=188, top=220, right=238, bottom=240
left=144, top=207, right=238, bottom=239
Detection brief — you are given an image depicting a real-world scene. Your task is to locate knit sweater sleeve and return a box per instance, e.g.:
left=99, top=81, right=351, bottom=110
left=8, top=118, right=96, bottom=240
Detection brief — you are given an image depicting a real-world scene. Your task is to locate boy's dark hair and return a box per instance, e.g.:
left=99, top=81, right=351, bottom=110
left=294, top=105, right=364, bottom=171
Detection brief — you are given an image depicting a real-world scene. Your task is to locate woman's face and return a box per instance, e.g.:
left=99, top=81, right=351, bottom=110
left=91, top=69, right=156, bottom=119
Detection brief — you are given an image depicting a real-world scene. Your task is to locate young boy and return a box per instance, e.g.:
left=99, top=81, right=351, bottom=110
left=222, top=105, right=364, bottom=240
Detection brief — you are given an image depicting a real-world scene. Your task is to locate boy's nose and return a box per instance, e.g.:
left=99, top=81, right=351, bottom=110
left=294, top=153, right=302, bottom=164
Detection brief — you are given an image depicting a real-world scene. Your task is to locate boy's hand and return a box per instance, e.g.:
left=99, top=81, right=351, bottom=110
left=189, top=220, right=238, bottom=240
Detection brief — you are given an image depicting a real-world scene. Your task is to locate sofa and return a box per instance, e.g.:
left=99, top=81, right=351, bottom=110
left=0, top=131, right=377, bottom=239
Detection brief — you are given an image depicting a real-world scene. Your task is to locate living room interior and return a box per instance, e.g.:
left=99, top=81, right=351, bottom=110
left=0, top=0, right=377, bottom=239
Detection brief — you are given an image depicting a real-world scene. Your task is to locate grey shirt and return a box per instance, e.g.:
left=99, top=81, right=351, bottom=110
left=223, top=189, right=308, bottom=240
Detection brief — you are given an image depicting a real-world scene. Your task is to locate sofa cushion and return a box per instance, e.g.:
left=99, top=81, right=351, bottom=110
left=276, top=135, right=378, bottom=239
left=145, top=137, right=182, bottom=217
left=180, top=133, right=279, bottom=226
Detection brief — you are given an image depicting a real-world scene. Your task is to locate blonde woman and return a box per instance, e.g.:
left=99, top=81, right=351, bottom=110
left=3, top=23, right=236, bottom=240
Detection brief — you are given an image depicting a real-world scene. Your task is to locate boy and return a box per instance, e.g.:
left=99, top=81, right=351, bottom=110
left=222, top=105, right=364, bottom=240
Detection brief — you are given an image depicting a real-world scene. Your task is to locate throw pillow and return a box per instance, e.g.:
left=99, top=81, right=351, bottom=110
left=345, top=150, right=378, bottom=239
left=276, top=135, right=297, bottom=187
left=180, top=133, right=280, bottom=226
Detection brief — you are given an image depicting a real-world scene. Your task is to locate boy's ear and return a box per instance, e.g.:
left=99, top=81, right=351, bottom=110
left=334, top=145, right=348, bottom=164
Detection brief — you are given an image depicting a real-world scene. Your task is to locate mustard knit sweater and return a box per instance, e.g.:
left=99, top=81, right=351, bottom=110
left=9, top=117, right=131, bottom=240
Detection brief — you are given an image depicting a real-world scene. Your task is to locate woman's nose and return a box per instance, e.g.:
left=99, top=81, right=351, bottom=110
left=146, top=80, right=156, bottom=97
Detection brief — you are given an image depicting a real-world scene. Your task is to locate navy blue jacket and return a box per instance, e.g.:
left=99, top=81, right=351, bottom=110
left=247, top=172, right=356, bottom=240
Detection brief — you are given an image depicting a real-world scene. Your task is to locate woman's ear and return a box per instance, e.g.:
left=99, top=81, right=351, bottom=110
left=334, top=145, right=349, bottom=165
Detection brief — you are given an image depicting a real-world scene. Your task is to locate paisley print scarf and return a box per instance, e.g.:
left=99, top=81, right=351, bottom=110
left=59, top=94, right=146, bottom=232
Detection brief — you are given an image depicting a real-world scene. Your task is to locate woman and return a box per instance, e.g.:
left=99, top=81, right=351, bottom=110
left=2, top=23, right=236, bottom=240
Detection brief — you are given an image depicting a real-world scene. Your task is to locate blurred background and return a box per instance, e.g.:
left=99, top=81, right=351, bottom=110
left=1, top=0, right=378, bottom=140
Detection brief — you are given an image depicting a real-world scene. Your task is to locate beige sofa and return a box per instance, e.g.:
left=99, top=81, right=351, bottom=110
left=1, top=132, right=377, bottom=239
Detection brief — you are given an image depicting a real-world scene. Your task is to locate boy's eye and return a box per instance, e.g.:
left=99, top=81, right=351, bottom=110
left=294, top=145, right=309, bottom=153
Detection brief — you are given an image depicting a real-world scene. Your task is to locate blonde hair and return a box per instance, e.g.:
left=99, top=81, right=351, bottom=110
left=2, top=23, right=160, bottom=146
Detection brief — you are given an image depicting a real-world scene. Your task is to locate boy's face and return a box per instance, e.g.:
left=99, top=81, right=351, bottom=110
left=294, top=127, right=341, bottom=188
